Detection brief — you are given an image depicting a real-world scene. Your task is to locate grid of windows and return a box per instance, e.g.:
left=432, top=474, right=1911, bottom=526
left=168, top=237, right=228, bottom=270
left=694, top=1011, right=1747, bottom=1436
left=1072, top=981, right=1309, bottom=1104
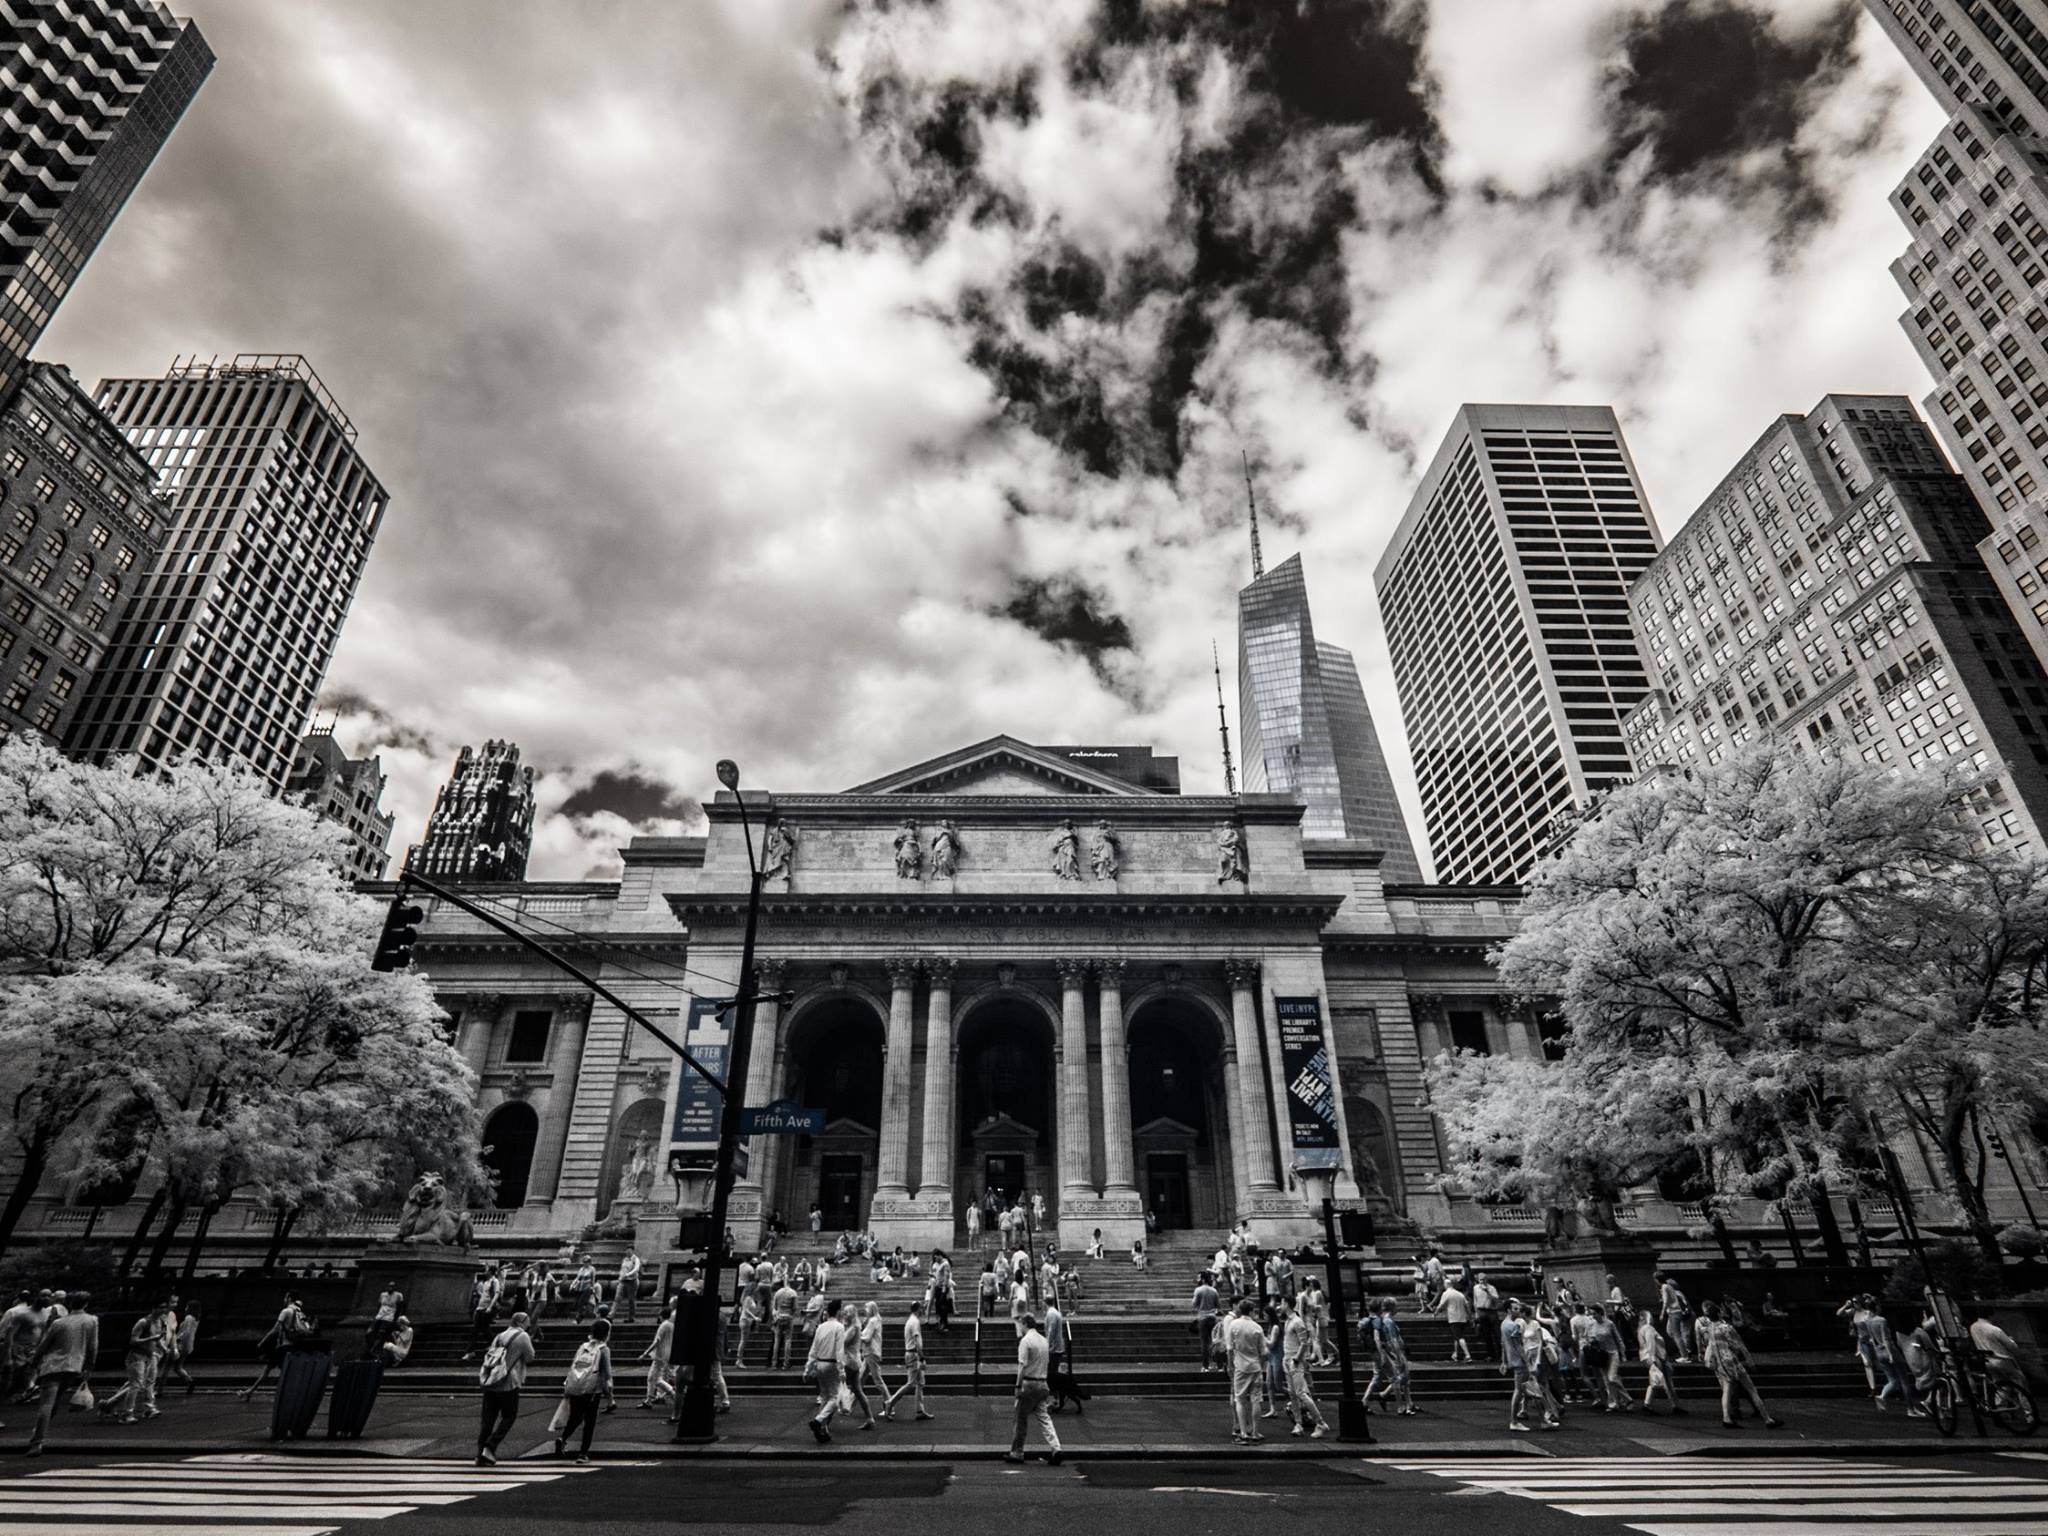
left=1625, top=394, right=2048, bottom=857
left=1376, top=406, right=1660, bottom=887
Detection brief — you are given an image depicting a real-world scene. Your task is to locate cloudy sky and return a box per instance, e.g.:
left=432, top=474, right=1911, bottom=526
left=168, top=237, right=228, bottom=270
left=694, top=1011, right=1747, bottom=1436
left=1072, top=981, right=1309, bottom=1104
left=44, top=0, right=1946, bottom=878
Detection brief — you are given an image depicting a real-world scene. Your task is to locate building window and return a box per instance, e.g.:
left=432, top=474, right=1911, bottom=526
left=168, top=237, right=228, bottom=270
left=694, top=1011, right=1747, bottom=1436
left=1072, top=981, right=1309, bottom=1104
left=504, top=1010, right=552, bottom=1063
left=1447, top=1010, right=1490, bottom=1055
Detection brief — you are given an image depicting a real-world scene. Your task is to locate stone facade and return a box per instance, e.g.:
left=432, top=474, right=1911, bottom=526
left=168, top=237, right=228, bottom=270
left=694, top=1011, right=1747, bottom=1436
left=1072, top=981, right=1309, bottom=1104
left=410, top=739, right=536, bottom=882
left=397, top=736, right=1523, bottom=1258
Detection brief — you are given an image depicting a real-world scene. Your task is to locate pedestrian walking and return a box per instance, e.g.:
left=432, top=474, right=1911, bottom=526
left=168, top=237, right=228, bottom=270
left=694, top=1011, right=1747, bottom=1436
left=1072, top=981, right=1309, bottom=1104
left=640, top=1303, right=676, bottom=1408
left=1655, top=1270, right=1693, bottom=1363
left=23, top=1291, right=95, bottom=1456
left=1261, top=1305, right=1286, bottom=1420
left=1435, top=1281, right=1474, bottom=1360
left=1637, top=1310, right=1683, bottom=1413
left=1192, top=1270, right=1221, bottom=1370
left=1471, top=1272, right=1500, bottom=1361
left=1009, top=1273, right=1030, bottom=1338
left=1584, top=1305, right=1631, bottom=1411
left=109, top=1297, right=171, bottom=1423
left=1006, top=1313, right=1061, bottom=1464
left=165, top=1303, right=200, bottom=1394
left=806, top=1297, right=848, bottom=1443
left=463, top=1266, right=502, bottom=1360
left=367, top=1287, right=401, bottom=1354
left=474, top=1311, right=536, bottom=1466
left=1864, top=1307, right=1918, bottom=1413
left=1362, top=1300, right=1414, bottom=1416
left=615, top=1252, right=642, bottom=1324
left=735, top=1283, right=766, bottom=1368
left=238, top=1293, right=312, bottom=1401
left=1281, top=1299, right=1330, bottom=1438
left=889, top=1299, right=937, bottom=1421
left=1045, top=1298, right=1081, bottom=1413
left=1224, top=1298, right=1267, bottom=1443
left=571, top=1258, right=597, bottom=1323
left=1502, top=1300, right=1560, bottom=1432
left=856, top=1302, right=892, bottom=1418
left=930, top=1250, right=954, bottom=1332
left=551, top=1318, right=613, bottom=1463
left=966, top=1202, right=982, bottom=1251
left=1702, top=1304, right=1781, bottom=1428
left=771, top=1276, right=800, bottom=1368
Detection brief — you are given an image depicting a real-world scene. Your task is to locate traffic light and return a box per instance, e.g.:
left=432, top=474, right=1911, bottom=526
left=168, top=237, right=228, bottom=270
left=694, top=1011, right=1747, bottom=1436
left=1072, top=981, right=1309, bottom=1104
left=371, top=890, right=425, bottom=972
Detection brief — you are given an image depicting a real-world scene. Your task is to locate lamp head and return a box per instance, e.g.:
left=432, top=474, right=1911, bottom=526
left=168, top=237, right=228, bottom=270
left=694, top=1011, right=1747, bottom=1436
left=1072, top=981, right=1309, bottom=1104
left=716, top=759, right=740, bottom=791
left=1294, top=1163, right=1337, bottom=1205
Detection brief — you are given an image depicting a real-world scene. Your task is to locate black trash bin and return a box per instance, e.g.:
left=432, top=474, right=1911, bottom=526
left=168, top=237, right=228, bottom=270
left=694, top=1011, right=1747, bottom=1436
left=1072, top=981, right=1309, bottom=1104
left=269, top=1349, right=332, bottom=1441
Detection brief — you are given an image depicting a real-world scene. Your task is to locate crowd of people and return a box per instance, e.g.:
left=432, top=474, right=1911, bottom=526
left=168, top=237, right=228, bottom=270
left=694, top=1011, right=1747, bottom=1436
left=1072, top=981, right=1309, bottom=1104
left=1, top=1287, right=205, bottom=1454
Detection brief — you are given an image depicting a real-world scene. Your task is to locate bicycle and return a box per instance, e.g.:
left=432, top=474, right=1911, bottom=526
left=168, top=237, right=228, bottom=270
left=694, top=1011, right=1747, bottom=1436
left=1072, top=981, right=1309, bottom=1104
left=1926, top=1341, right=2039, bottom=1437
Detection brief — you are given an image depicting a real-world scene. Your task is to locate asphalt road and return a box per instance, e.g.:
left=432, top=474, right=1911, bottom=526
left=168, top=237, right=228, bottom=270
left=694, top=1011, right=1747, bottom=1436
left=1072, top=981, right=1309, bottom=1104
left=6, top=1450, right=2048, bottom=1536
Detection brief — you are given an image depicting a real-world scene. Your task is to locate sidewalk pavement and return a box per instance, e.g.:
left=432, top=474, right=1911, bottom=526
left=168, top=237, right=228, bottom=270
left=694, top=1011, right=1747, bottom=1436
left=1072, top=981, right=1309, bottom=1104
left=3, top=1387, right=1992, bottom=1462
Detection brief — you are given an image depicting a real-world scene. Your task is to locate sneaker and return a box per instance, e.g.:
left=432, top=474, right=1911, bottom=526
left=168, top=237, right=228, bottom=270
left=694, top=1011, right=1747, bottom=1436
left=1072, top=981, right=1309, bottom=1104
left=1047, top=1450, right=1063, bottom=1466
left=1291, top=1426, right=1304, bottom=1437
left=576, top=1454, right=590, bottom=1464
left=1004, top=1452, right=1027, bottom=1463
left=480, top=1448, right=498, bottom=1466
left=553, top=1437, right=566, bottom=1457
left=475, top=1454, right=490, bottom=1467
left=808, top=1421, right=829, bottom=1444
left=1764, top=1418, right=1785, bottom=1429
left=916, top=1411, right=937, bottom=1421
left=1508, top=1422, right=1531, bottom=1432
left=1310, top=1426, right=1329, bottom=1439
left=1246, top=1433, right=1267, bottom=1443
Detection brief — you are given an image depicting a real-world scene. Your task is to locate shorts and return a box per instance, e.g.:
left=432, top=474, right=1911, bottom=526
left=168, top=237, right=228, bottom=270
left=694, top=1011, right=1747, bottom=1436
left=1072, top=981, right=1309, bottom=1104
left=1451, top=1322, right=1472, bottom=1339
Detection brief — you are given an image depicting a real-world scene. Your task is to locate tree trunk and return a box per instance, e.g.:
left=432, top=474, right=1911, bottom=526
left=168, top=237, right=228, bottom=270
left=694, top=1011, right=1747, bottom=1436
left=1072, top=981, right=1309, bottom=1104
left=262, top=1207, right=300, bottom=1272
left=0, top=1136, right=50, bottom=1261
left=1809, top=1177, right=1851, bottom=1268
left=180, top=1201, right=222, bottom=1286
left=119, top=1187, right=169, bottom=1281
left=144, top=1195, right=186, bottom=1280
left=1939, top=1121, right=2009, bottom=1269
left=1709, top=1209, right=1739, bottom=1266
left=1845, top=1195, right=1874, bottom=1268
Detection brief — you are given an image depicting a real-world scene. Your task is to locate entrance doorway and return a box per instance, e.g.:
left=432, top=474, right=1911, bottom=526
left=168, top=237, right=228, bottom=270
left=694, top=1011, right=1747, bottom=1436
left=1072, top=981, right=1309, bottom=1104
left=819, top=1154, right=865, bottom=1230
left=1146, top=1152, right=1192, bottom=1229
left=983, top=1153, right=1025, bottom=1201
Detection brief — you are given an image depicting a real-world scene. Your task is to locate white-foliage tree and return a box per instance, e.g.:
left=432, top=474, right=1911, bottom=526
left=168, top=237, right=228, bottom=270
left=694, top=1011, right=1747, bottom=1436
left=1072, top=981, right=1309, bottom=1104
left=1431, top=743, right=2048, bottom=1267
left=0, top=736, right=483, bottom=1265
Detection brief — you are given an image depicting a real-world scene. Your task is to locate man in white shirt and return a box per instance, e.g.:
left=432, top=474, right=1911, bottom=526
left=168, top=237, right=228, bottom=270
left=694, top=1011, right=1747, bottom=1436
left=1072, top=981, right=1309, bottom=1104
left=1192, top=1273, right=1221, bottom=1371
left=616, top=1252, right=643, bottom=1324
left=1436, top=1282, right=1474, bottom=1360
left=893, top=1299, right=935, bottom=1421
left=771, top=1278, right=801, bottom=1369
left=806, top=1298, right=849, bottom=1443
left=1972, top=1313, right=2030, bottom=1389
left=1281, top=1300, right=1329, bottom=1438
left=1225, top=1298, right=1268, bottom=1443
left=1471, top=1272, right=1501, bottom=1361
left=1006, top=1313, right=1061, bottom=1464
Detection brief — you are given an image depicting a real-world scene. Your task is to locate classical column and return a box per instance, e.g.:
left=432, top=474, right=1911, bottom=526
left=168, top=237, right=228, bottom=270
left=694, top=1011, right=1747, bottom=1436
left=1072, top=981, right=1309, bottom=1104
left=875, top=958, right=919, bottom=1199
left=1057, top=959, right=1095, bottom=1201
left=1096, top=959, right=1136, bottom=1195
left=917, top=959, right=956, bottom=1198
left=1256, top=977, right=1296, bottom=1189
left=456, top=998, right=496, bottom=1081
left=533, top=1003, right=592, bottom=1202
left=1225, top=960, right=1278, bottom=1191
left=1220, top=1048, right=1251, bottom=1212
left=739, top=960, right=785, bottom=1204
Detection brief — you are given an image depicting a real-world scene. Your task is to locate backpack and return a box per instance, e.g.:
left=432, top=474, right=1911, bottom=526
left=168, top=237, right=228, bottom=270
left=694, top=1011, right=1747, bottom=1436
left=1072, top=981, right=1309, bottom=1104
left=562, top=1339, right=604, bottom=1396
left=478, top=1335, right=512, bottom=1388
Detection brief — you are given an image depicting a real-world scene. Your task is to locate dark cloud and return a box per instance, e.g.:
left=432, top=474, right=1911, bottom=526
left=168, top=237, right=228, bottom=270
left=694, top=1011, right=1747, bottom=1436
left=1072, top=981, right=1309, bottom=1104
left=559, top=769, right=700, bottom=825
left=998, top=574, right=1134, bottom=680
left=319, top=687, right=436, bottom=756
left=1600, top=1, right=1863, bottom=232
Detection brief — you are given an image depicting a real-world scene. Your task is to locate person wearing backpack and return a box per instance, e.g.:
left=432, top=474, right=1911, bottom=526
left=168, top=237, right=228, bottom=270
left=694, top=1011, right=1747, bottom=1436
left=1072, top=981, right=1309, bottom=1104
left=553, top=1318, right=613, bottom=1463
left=474, top=1311, right=535, bottom=1466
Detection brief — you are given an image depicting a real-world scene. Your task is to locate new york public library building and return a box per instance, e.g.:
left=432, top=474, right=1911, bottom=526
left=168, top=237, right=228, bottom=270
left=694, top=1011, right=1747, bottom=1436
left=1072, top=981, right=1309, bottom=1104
left=383, top=735, right=1539, bottom=1272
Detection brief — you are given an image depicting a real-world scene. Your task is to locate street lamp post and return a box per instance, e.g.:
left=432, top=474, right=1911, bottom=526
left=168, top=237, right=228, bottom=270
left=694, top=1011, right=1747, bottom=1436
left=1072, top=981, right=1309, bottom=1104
left=674, top=758, right=765, bottom=1441
left=1296, top=1164, right=1372, bottom=1444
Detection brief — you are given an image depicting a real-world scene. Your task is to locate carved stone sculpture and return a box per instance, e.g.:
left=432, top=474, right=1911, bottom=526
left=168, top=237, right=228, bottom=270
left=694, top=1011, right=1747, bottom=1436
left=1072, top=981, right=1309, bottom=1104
left=1216, top=822, right=1248, bottom=884
left=393, top=1172, right=475, bottom=1248
left=614, top=1131, right=656, bottom=1205
left=1089, top=820, right=1120, bottom=880
left=762, top=820, right=797, bottom=879
left=1051, top=820, right=1081, bottom=881
left=929, top=820, right=961, bottom=878
left=893, top=818, right=923, bottom=879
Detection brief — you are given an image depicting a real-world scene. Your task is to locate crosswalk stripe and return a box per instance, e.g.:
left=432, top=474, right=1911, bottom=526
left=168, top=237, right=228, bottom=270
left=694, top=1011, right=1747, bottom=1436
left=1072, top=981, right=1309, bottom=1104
left=1558, top=1503, right=2048, bottom=1519
left=23, top=1480, right=535, bottom=1495
left=1625, top=1526, right=2048, bottom=1536
left=1528, top=1487, right=2048, bottom=1504
left=15, top=1527, right=336, bottom=1536
left=0, top=1492, right=473, bottom=1508
left=1471, top=1478, right=2045, bottom=1493
left=0, top=1504, right=414, bottom=1521
left=30, top=1473, right=548, bottom=1489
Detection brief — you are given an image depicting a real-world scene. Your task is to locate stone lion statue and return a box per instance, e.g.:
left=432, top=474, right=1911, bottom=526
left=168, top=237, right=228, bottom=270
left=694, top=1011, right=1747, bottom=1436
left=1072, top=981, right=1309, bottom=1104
left=394, top=1172, right=475, bottom=1248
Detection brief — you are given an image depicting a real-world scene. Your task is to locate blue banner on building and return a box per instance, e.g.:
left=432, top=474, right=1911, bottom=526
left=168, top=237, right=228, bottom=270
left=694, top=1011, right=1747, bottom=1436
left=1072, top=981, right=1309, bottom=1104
left=670, top=995, right=731, bottom=1152
left=1275, top=995, right=1342, bottom=1170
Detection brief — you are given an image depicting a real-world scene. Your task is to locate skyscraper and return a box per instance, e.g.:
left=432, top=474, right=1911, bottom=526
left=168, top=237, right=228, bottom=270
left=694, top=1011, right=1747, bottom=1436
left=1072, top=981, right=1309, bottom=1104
left=0, top=2, right=213, bottom=402
left=409, top=739, right=536, bottom=882
left=1860, top=1, right=2048, bottom=670
left=1237, top=552, right=1423, bottom=880
left=1625, top=393, right=2048, bottom=853
left=1376, top=405, right=1661, bottom=886
left=64, top=356, right=390, bottom=788
left=0, top=362, right=164, bottom=745
left=286, top=724, right=396, bottom=882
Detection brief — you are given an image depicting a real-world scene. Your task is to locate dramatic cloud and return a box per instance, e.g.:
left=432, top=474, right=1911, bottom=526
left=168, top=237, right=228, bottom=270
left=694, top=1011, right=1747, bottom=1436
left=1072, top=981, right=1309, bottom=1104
left=43, top=0, right=1946, bottom=876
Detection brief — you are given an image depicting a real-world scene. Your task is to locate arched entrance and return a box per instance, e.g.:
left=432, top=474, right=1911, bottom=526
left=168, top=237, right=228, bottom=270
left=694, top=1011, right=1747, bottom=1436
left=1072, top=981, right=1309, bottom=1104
left=781, top=997, right=884, bottom=1231
left=481, top=1101, right=540, bottom=1208
left=1344, top=1094, right=1402, bottom=1214
left=955, top=997, right=1055, bottom=1218
left=599, top=1098, right=664, bottom=1218
left=1127, top=999, right=1234, bottom=1230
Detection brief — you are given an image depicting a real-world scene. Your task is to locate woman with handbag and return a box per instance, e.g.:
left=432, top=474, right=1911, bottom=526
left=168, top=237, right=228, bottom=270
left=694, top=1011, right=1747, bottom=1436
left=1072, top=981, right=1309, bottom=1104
left=551, top=1319, right=613, bottom=1463
left=25, top=1291, right=97, bottom=1456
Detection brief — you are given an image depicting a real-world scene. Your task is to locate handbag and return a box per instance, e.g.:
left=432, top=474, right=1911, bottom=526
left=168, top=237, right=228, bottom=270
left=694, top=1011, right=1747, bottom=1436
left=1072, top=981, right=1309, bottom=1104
left=67, top=1382, right=94, bottom=1412
left=547, top=1397, right=572, bottom=1435
left=836, top=1381, right=854, bottom=1412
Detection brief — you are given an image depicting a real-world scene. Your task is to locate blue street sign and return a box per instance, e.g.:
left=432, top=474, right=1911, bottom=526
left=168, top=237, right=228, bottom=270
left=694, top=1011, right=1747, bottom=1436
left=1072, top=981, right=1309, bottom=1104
left=741, top=1101, right=826, bottom=1135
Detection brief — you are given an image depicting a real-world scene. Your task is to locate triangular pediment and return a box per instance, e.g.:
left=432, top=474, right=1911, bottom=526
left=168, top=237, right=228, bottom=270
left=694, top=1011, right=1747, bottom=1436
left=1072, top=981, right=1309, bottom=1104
left=968, top=1112, right=1041, bottom=1143
left=818, top=1117, right=876, bottom=1140
left=849, top=736, right=1158, bottom=797
left=1133, top=1116, right=1199, bottom=1140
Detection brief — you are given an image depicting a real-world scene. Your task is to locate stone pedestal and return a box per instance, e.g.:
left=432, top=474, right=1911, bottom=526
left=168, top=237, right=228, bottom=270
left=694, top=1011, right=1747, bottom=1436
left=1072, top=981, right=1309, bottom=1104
left=1539, top=1230, right=1660, bottom=1310
left=1058, top=1192, right=1145, bottom=1254
left=727, top=1188, right=766, bottom=1252
left=338, top=1243, right=487, bottom=1361
left=868, top=1191, right=955, bottom=1253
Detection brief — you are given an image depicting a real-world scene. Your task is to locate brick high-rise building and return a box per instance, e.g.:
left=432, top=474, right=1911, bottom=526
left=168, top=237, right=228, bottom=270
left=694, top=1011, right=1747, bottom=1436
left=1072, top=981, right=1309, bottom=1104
left=1237, top=552, right=1422, bottom=880
left=1624, top=393, right=2048, bottom=853
left=63, top=356, right=390, bottom=787
left=285, top=724, right=395, bottom=882
left=409, top=739, right=535, bottom=882
left=1376, top=405, right=1661, bottom=886
left=1860, top=1, right=2048, bottom=671
left=0, top=2, right=213, bottom=402
left=0, top=362, right=163, bottom=744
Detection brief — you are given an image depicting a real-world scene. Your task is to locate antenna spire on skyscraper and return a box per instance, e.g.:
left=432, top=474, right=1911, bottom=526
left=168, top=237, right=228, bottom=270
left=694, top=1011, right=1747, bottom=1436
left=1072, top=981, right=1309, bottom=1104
left=1213, top=638, right=1237, bottom=795
left=1242, top=449, right=1264, bottom=579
